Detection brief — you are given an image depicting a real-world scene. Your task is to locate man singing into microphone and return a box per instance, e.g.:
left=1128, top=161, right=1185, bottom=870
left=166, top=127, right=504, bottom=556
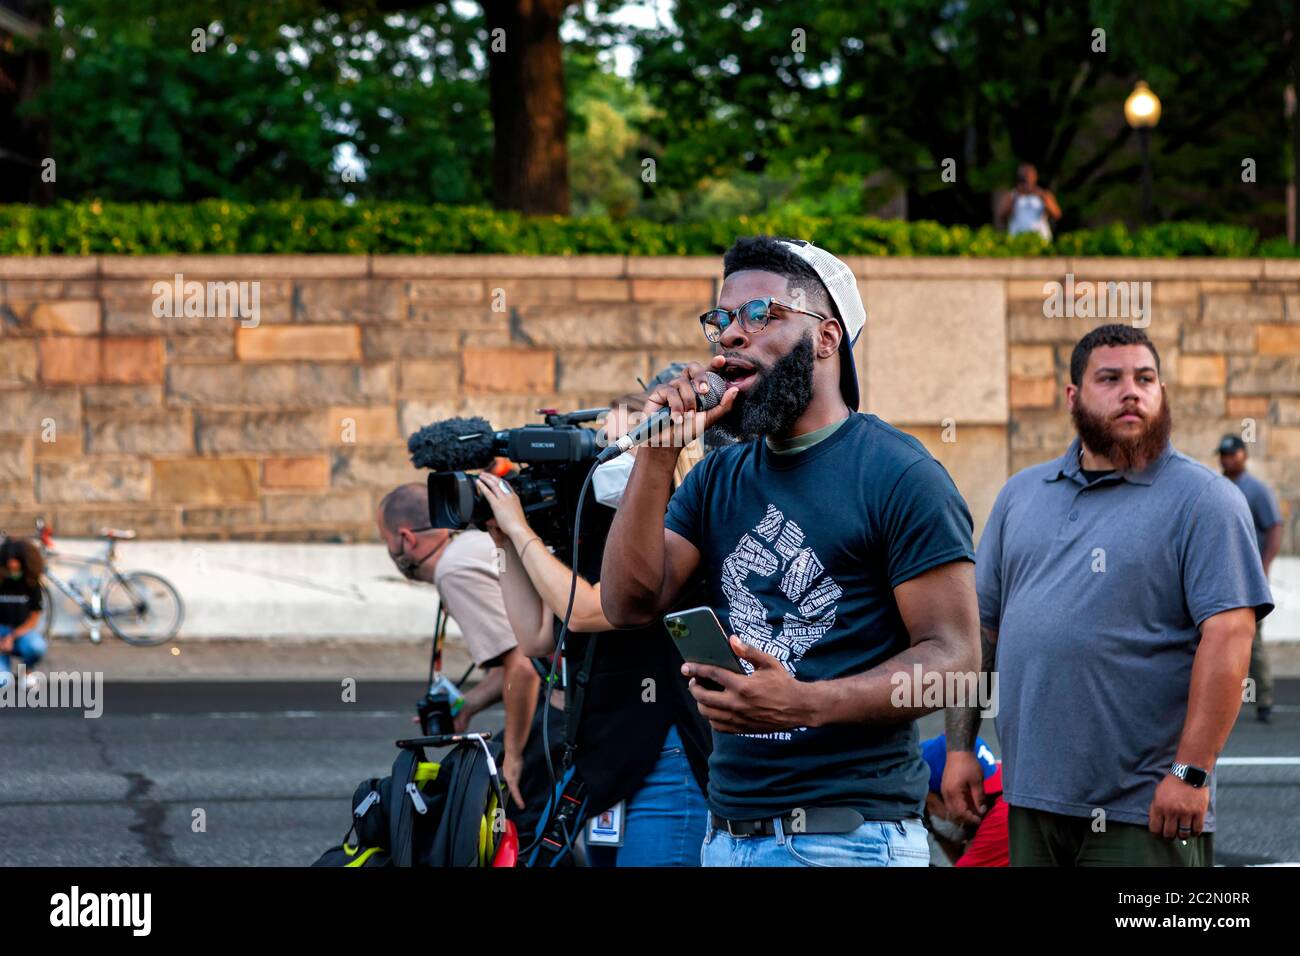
left=601, top=236, right=979, bottom=867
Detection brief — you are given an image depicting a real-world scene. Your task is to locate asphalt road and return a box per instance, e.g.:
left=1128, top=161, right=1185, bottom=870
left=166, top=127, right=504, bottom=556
left=1, top=679, right=1296, bottom=866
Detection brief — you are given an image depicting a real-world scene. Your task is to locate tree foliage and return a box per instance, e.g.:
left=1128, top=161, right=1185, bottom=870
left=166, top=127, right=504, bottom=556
left=29, top=0, right=491, bottom=202
left=631, top=0, right=1291, bottom=229
left=17, top=0, right=1296, bottom=232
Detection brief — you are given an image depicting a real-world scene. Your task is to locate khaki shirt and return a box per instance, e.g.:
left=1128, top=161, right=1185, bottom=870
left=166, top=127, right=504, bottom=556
left=433, top=529, right=517, bottom=666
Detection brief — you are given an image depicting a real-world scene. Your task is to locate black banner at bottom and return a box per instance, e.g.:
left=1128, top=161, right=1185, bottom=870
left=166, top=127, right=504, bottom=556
left=7, top=865, right=1289, bottom=940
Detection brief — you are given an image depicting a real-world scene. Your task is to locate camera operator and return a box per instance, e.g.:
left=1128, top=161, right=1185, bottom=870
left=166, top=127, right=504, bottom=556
left=473, top=378, right=714, bottom=867
left=375, top=484, right=540, bottom=809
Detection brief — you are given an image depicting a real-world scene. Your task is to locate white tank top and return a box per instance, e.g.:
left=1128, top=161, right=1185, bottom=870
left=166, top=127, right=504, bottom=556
left=1008, top=191, right=1052, bottom=240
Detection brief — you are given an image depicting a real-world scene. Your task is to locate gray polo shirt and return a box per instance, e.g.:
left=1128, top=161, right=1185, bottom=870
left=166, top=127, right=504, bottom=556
left=977, top=437, right=1273, bottom=830
left=1227, top=470, right=1282, bottom=557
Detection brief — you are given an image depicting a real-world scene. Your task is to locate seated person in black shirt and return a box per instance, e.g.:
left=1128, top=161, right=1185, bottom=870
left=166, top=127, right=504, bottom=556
left=0, top=538, right=48, bottom=690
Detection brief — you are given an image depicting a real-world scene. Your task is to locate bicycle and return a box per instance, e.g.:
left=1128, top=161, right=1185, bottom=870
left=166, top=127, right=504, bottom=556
left=26, top=519, right=185, bottom=647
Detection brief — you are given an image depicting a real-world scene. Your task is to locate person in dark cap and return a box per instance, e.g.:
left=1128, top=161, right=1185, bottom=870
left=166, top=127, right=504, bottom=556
left=1217, top=434, right=1284, bottom=723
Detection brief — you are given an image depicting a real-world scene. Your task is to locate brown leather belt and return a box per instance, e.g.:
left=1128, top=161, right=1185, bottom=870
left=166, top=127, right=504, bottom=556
left=710, top=807, right=865, bottom=837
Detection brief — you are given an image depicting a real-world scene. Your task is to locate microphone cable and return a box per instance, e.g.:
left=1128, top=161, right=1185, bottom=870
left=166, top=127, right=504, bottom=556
left=517, top=464, right=594, bottom=861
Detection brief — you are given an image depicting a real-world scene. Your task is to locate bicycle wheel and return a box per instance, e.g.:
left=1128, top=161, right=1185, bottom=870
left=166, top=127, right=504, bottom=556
left=102, top=572, right=184, bottom=646
left=40, top=581, right=55, bottom=641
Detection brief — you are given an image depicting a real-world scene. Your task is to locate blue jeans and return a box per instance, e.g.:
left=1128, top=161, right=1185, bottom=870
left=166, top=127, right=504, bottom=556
left=587, top=725, right=709, bottom=867
left=0, top=621, right=47, bottom=683
left=701, top=815, right=931, bottom=867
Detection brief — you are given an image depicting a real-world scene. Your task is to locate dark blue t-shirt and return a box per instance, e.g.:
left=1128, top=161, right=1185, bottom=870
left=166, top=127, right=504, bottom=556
left=1228, top=471, right=1283, bottom=556
left=664, top=412, right=976, bottom=821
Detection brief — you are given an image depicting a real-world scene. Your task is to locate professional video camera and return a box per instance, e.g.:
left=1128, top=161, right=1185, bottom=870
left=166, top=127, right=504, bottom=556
left=407, top=407, right=610, bottom=564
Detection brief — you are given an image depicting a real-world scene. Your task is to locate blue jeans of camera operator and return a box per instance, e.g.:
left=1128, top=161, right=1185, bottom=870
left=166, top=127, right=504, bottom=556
left=586, top=725, right=709, bottom=867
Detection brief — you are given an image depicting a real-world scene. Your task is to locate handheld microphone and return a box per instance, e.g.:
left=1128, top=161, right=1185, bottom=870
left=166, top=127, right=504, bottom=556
left=596, top=370, right=729, bottom=462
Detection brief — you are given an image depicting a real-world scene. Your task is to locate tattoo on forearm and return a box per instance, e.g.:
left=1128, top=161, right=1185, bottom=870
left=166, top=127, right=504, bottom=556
left=944, top=705, right=978, bottom=751
left=980, top=626, right=997, bottom=676
left=944, top=626, right=997, bottom=750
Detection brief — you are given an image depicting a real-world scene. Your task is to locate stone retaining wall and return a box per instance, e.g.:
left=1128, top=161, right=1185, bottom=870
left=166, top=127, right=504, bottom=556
left=1, top=255, right=1297, bottom=551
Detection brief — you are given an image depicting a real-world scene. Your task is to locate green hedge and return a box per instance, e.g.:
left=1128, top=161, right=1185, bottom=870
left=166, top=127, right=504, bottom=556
left=0, top=200, right=1290, bottom=257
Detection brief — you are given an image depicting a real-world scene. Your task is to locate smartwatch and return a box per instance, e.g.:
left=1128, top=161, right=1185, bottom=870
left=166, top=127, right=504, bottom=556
left=1170, top=762, right=1209, bottom=788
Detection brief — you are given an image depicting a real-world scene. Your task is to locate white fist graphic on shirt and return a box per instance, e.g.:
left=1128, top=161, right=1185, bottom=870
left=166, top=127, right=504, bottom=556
left=720, top=504, right=842, bottom=676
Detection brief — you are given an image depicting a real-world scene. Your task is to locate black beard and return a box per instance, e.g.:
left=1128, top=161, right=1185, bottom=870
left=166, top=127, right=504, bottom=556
left=709, top=333, right=817, bottom=443
left=1070, top=393, right=1172, bottom=472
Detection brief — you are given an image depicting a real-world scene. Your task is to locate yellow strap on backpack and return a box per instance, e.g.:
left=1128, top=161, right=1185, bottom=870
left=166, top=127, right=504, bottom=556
left=344, top=846, right=384, bottom=867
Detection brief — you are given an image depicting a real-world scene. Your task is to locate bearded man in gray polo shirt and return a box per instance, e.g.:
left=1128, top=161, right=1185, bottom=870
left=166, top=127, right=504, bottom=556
left=943, top=323, right=1273, bottom=866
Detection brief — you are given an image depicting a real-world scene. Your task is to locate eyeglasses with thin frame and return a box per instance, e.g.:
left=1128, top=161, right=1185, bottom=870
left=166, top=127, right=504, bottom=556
left=698, top=297, right=830, bottom=343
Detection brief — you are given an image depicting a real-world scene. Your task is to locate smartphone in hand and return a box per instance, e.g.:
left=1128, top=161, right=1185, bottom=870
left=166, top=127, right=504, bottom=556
left=663, top=606, right=745, bottom=691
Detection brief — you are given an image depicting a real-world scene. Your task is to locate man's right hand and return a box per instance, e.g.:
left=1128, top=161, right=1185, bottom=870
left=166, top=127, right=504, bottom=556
left=452, top=706, right=473, bottom=734
left=640, top=355, right=738, bottom=454
left=941, top=750, right=989, bottom=826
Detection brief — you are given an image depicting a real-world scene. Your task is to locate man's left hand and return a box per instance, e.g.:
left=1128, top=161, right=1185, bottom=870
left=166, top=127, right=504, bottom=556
left=1148, top=773, right=1210, bottom=839
left=684, top=636, right=810, bottom=734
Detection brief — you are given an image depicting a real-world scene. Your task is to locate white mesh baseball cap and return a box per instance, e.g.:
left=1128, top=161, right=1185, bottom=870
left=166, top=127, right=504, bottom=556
left=779, top=239, right=866, bottom=410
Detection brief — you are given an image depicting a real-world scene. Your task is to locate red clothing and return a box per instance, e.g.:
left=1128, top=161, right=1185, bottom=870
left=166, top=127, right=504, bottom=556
left=955, top=766, right=1009, bottom=867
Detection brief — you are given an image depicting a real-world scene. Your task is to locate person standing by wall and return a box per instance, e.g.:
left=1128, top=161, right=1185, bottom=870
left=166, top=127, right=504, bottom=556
left=1217, top=434, right=1284, bottom=723
left=998, top=163, right=1062, bottom=240
left=946, top=324, right=1272, bottom=867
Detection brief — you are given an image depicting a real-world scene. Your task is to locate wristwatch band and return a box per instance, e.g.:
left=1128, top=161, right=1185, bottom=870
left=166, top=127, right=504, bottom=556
left=1170, top=762, right=1209, bottom=788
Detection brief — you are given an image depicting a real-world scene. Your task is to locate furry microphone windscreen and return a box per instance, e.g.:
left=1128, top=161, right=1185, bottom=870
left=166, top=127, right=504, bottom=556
left=407, top=416, right=498, bottom=471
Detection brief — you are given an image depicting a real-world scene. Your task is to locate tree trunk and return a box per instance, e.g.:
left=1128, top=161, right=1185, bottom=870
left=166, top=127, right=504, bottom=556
left=1291, top=0, right=1300, bottom=244
left=0, top=0, right=52, bottom=203
left=483, top=0, right=570, bottom=215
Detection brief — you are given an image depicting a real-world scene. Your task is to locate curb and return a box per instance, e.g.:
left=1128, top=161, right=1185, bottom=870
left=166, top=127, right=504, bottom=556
left=35, top=637, right=475, bottom=682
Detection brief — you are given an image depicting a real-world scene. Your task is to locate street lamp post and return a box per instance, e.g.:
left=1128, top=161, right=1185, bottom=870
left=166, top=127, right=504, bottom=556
left=1138, top=127, right=1152, bottom=223
left=1124, top=81, right=1162, bottom=224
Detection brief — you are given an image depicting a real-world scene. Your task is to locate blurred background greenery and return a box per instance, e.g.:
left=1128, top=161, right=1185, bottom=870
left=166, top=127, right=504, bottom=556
left=0, top=0, right=1295, bottom=237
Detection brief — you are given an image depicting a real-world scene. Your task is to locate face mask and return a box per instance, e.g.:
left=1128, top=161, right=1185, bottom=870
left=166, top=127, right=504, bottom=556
left=395, top=553, right=425, bottom=580
left=592, top=453, right=636, bottom=509
left=391, top=529, right=448, bottom=580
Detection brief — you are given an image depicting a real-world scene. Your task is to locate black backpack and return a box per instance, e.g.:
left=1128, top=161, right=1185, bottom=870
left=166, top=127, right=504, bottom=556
left=313, top=734, right=506, bottom=868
